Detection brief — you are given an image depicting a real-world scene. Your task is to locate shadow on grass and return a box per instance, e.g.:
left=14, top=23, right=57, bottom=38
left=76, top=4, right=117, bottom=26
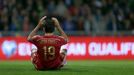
left=36, top=65, right=90, bottom=73
left=0, top=65, right=89, bottom=73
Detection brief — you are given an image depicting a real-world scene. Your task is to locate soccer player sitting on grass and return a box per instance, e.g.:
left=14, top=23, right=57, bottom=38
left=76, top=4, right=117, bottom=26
left=27, top=16, right=69, bottom=70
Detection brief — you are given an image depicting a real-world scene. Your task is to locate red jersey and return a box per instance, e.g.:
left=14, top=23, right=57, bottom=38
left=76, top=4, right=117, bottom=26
left=29, top=35, right=67, bottom=69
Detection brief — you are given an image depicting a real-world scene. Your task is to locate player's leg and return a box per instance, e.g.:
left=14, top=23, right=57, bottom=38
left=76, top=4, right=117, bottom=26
left=31, top=45, right=38, bottom=62
left=31, top=48, right=37, bottom=62
left=59, top=49, right=67, bottom=67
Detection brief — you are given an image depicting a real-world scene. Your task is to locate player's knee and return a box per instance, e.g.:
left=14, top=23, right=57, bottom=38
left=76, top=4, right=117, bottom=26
left=60, top=49, right=67, bottom=55
left=31, top=48, right=37, bottom=53
left=60, top=49, right=67, bottom=59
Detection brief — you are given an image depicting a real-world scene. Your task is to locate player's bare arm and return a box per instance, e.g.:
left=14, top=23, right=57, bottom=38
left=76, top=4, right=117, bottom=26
left=52, top=17, right=69, bottom=42
left=27, top=16, right=46, bottom=41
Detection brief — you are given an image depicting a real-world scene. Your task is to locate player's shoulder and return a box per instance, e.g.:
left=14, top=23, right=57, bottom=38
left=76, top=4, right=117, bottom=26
left=53, top=35, right=64, bottom=39
left=28, top=35, right=42, bottom=43
left=55, top=35, right=68, bottom=42
left=32, top=35, right=42, bottom=39
left=44, top=35, right=68, bottom=42
left=58, top=36, right=65, bottom=39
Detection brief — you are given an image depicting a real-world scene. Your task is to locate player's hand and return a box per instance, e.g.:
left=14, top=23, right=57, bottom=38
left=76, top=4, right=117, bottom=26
left=52, top=17, right=60, bottom=27
left=38, top=16, right=47, bottom=27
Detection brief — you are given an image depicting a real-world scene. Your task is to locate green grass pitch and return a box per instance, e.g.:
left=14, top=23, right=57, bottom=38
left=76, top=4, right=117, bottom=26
left=0, top=60, right=134, bottom=75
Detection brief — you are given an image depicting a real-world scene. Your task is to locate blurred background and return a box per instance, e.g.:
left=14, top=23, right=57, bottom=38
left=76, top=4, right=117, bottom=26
left=0, top=1, right=134, bottom=74
left=0, top=0, right=134, bottom=36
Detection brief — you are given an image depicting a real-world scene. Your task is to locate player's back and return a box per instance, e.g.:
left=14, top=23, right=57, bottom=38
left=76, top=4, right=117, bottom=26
left=32, top=35, right=67, bottom=69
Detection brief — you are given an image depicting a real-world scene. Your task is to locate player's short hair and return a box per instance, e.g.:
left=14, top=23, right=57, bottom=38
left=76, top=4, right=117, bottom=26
left=43, top=17, right=55, bottom=33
